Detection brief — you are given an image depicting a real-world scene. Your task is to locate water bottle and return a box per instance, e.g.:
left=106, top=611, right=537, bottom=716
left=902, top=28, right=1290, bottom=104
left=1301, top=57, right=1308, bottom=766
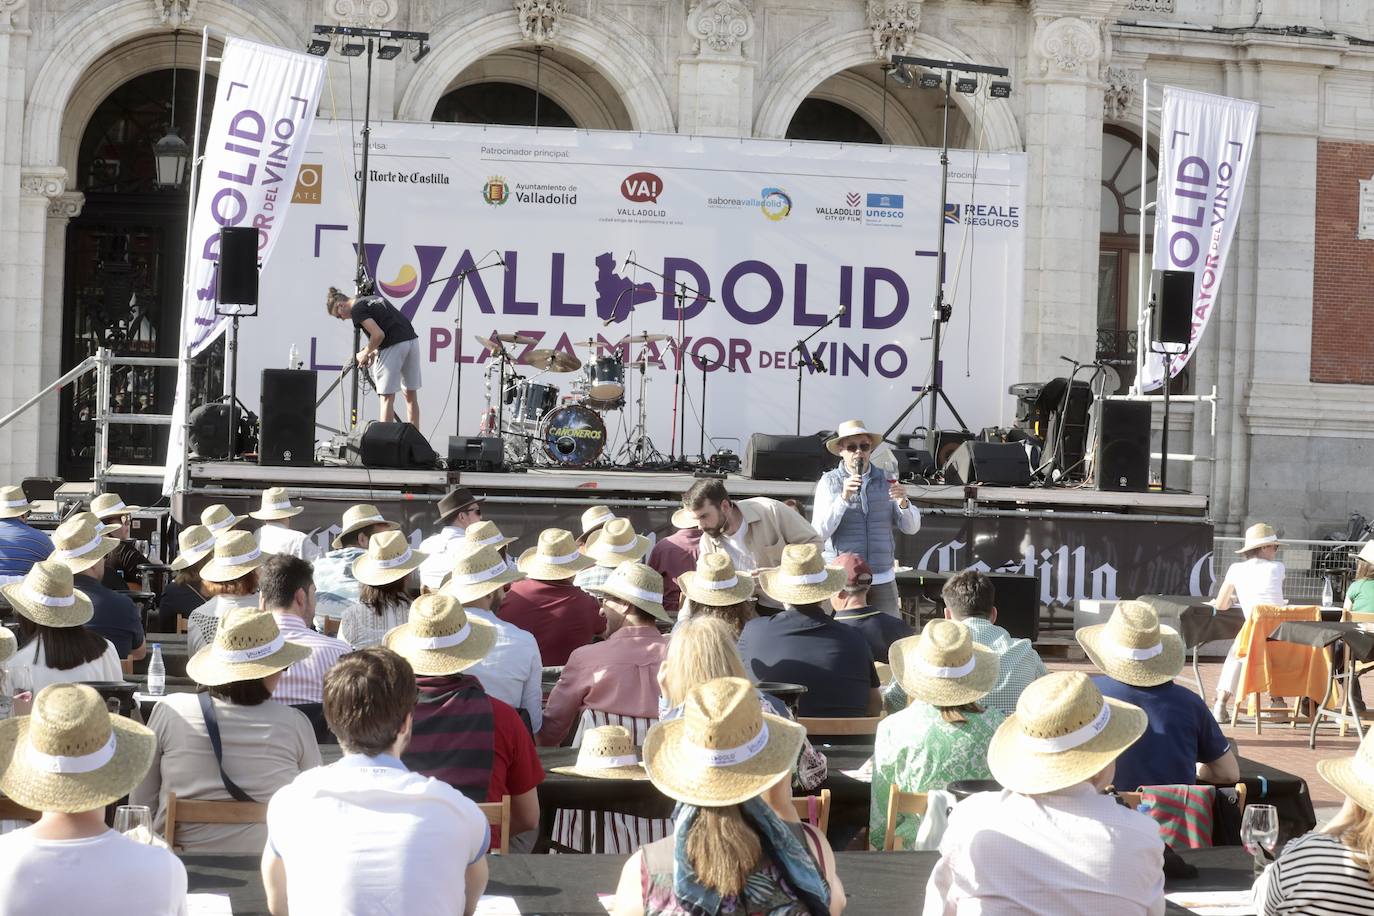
left=147, top=644, right=166, bottom=696
left=1322, top=575, right=1334, bottom=608
left=288, top=343, right=300, bottom=370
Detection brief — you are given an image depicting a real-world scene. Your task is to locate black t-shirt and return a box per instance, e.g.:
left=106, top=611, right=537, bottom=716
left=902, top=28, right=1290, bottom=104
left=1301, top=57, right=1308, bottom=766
left=833, top=607, right=915, bottom=664
left=351, top=295, right=418, bottom=350
left=737, top=605, right=880, bottom=717
left=76, top=573, right=144, bottom=658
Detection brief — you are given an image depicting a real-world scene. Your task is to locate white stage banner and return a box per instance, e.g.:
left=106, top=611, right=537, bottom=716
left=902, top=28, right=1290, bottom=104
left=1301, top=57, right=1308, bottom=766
left=1140, top=86, right=1258, bottom=392
left=234, top=122, right=1026, bottom=464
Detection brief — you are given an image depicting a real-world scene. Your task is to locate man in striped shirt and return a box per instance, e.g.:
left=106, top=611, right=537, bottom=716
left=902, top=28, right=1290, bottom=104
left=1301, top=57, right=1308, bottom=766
left=261, top=554, right=351, bottom=740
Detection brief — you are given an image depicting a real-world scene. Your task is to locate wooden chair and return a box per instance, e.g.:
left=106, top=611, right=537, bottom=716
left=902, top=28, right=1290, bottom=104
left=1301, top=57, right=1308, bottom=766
left=1231, top=604, right=1329, bottom=734
left=882, top=788, right=928, bottom=851
left=478, top=795, right=511, bottom=855
left=120, top=657, right=134, bottom=676
left=0, top=797, right=41, bottom=822
left=1120, top=782, right=1246, bottom=813
left=874, top=662, right=893, bottom=687
left=791, top=789, right=831, bottom=834
left=164, top=792, right=268, bottom=850
left=175, top=615, right=189, bottom=635
left=796, top=716, right=883, bottom=740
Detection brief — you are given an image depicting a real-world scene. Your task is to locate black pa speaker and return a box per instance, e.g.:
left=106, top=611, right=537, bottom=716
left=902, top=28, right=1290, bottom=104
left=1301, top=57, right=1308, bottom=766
left=259, top=369, right=317, bottom=467
left=217, top=226, right=259, bottom=312
left=942, top=441, right=1032, bottom=487
left=985, top=574, right=1039, bottom=641
left=1153, top=269, right=1194, bottom=347
left=187, top=401, right=253, bottom=459
left=1095, top=400, right=1151, bottom=492
left=347, top=421, right=438, bottom=469
left=448, top=436, right=504, bottom=472
left=744, top=433, right=833, bottom=481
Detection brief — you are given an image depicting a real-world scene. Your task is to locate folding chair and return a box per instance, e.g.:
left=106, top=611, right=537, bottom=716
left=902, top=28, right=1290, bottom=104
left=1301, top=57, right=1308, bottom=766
left=164, top=791, right=268, bottom=850
left=1230, top=604, right=1329, bottom=734
left=882, top=789, right=928, bottom=851
left=791, top=789, right=831, bottom=834
left=478, top=795, right=511, bottom=855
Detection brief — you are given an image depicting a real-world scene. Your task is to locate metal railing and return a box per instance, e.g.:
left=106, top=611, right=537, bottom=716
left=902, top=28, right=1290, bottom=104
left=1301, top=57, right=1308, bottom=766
left=1212, top=537, right=1364, bottom=604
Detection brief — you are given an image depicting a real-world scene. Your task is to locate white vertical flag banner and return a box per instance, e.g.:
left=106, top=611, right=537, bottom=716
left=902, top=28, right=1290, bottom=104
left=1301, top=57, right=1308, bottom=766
left=164, top=37, right=325, bottom=493
left=1139, top=86, right=1258, bottom=392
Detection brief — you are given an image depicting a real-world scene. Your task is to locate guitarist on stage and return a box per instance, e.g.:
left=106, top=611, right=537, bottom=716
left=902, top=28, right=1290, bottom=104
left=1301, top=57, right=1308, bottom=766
left=326, top=286, right=422, bottom=429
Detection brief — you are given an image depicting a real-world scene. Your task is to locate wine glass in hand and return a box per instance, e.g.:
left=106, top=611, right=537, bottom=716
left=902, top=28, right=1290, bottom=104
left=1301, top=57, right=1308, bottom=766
left=1241, top=804, right=1279, bottom=876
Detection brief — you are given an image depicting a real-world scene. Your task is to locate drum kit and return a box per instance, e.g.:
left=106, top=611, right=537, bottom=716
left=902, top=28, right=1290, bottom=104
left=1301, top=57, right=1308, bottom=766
left=479, top=331, right=674, bottom=468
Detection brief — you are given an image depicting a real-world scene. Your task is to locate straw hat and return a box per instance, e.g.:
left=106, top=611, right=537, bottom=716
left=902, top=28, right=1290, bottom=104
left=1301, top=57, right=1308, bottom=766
left=201, top=503, right=244, bottom=535
left=249, top=486, right=303, bottom=521
left=436, top=487, right=481, bottom=523
left=440, top=542, right=525, bottom=604
left=756, top=543, right=847, bottom=606
left=0, top=561, right=95, bottom=628
left=581, top=505, right=617, bottom=535
left=643, top=676, right=805, bottom=807
left=517, top=528, right=596, bottom=580
left=671, top=506, right=697, bottom=529
left=591, top=562, right=669, bottom=622
left=0, top=684, right=156, bottom=813
left=383, top=593, right=497, bottom=676
left=186, top=605, right=311, bottom=686
left=71, top=510, right=119, bottom=537
left=1316, top=730, right=1374, bottom=813
left=332, top=503, right=399, bottom=550
left=352, top=529, right=426, bottom=587
left=200, top=530, right=266, bottom=584
left=889, top=619, right=999, bottom=707
left=987, top=671, right=1148, bottom=795
left=1236, top=523, right=1279, bottom=554
left=0, top=625, right=14, bottom=663
left=824, top=419, right=883, bottom=456
left=464, top=520, right=517, bottom=550
left=47, top=513, right=119, bottom=575
left=550, top=725, right=648, bottom=779
left=1076, top=601, right=1186, bottom=688
left=678, top=552, right=755, bottom=606
left=168, top=524, right=217, bottom=572
left=1358, top=541, right=1374, bottom=567
left=90, top=492, right=141, bottom=521
left=0, top=484, right=35, bottom=519
left=584, top=518, right=650, bottom=568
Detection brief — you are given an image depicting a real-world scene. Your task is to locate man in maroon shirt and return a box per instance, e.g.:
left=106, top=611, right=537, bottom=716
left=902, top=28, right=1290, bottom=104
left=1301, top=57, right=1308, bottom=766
left=646, top=508, right=703, bottom=617
left=499, top=528, right=604, bottom=666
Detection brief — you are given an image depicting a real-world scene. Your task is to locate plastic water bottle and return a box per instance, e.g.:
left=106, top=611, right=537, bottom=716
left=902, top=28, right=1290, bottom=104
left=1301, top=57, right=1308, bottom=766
left=1322, top=575, right=1334, bottom=608
left=288, top=343, right=300, bottom=370
left=147, top=643, right=166, bottom=696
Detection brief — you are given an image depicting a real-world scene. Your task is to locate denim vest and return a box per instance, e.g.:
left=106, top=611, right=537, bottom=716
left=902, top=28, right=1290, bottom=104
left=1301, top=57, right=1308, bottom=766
left=820, top=463, right=896, bottom=574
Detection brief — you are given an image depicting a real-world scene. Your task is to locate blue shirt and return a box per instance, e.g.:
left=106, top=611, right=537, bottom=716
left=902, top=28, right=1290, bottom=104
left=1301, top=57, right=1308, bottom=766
left=76, top=573, right=143, bottom=658
left=833, top=606, right=914, bottom=663
left=0, top=517, right=54, bottom=580
left=737, top=606, right=878, bottom=717
left=1092, top=675, right=1231, bottom=792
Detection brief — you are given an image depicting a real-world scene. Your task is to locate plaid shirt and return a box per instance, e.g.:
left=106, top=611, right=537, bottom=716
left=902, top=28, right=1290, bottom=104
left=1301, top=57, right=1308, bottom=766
left=271, top=612, right=352, bottom=705
left=884, top=616, right=1048, bottom=716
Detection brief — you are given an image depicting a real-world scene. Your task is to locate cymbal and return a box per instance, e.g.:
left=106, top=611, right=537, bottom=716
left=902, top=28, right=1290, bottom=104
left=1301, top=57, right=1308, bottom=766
left=473, top=335, right=500, bottom=354
left=495, top=332, right=538, bottom=345
left=625, top=332, right=672, bottom=344
left=521, top=349, right=582, bottom=372
left=573, top=337, right=606, bottom=349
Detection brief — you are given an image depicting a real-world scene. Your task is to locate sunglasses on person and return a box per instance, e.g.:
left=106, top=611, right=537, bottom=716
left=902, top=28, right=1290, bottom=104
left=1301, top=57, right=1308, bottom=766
left=841, top=441, right=872, bottom=452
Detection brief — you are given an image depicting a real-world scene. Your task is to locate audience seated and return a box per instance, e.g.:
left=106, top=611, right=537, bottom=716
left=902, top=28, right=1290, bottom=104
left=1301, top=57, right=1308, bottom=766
left=0, top=624, right=14, bottom=664
left=49, top=513, right=144, bottom=661
left=500, top=528, right=603, bottom=666
left=577, top=505, right=617, bottom=546
left=90, top=492, right=152, bottom=591
left=386, top=593, right=544, bottom=836
left=417, top=487, right=484, bottom=589
left=251, top=487, right=319, bottom=561
left=922, top=671, right=1163, bottom=915
left=870, top=620, right=1003, bottom=849
left=1079, top=601, right=1238, bottom=791
left=0, top=683, right=187, bottom=914
left=612, top=676, right=845, bottom=916
left=132, top=606, right=321, bottom=853
left=0, top=485, right=53, bottom=584
left=200, top=503, right=244, bottom=536
left=737, top=543, right=881, bottom=717
left=260, top=554, right=351, bottom=741
left=461, top=519, right=519, bottom=560
left=2, top=561, right=123, bottom=691
left=441, top=541, right=545, bottom=731
left=831, top=552, right=913, bottom=663
left=675, top=551, right=757, bottom=636
left=313, top=503, right=397, bottom=603
left=341, top=529, right=424, bottom=648
left=262, top=648, right=490, bottom=916
left=647, top=506, right=703, bottom=616
left=186, top=530, right=265, bottom=654
left=156, top=525, right=216, bottom=632
left=574, top=517, right=650, bottom=595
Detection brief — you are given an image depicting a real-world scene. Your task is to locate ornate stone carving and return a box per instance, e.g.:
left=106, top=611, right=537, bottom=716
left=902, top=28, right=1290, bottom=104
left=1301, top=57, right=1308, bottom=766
left=1103, top=66, right=1139, bottom=119
left=1032, top=15, right=1102, bottom=79
left=687, top=0, right=755, bottom=55
left=152, top=0, right=195, bottom=28
left=514, top=0, right=565, bottom=46
left=867, top=1, right=922, bottom=61
left=0, top=0, right=27, bottom=31
left=1125, top=0, right=1174, bottom=13
left=48, top=191, right=84, bottom=221
left=326, top=0, right=397, bottom=27
left=20, top=168, right=66, bottom=200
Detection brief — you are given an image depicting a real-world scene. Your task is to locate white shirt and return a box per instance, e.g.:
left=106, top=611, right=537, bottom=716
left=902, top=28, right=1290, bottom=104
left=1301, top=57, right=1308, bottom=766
left=266, top=753, right=489, bottom=916
left=8, top=637, right=123, bottom=692
left=811, top=471, right=921, bottom=585
left=721, top=516, right=754, bottom=571
left=0, top=827, right=187, bottom=915
left=256, top=523, right=320, bottom=561
left=418, top=526, right=467, bottom=589
left=339, top=597, right=409, bottom=649
left=923, top=784, right=1166, bottom=916
left=463, top=606, right=546, bottom=732
left=1221, top=558, right=1286, bottom=615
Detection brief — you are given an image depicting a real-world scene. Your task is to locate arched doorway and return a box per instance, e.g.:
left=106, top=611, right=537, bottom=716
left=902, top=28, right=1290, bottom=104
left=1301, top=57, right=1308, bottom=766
left=783, top=63, right=973, bottom=148
left=429, top=48, right=631, bottom=131
left=434, top=81, right=576, bottom=128
left=786, top=98, right=882, bottom=144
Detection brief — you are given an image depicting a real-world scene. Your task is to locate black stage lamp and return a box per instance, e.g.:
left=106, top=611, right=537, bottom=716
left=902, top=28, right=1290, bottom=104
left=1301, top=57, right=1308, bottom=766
left=956, top=76, right=978, bottom=94
left=377, top=43, right=402, bottom=60
left=340, top=40, right=365, bottom=57
left=307, top=38, right=330, bottom=56
left=918, top=71, right=942, bottom=90
left=989, top=80, right=1012, bottom=98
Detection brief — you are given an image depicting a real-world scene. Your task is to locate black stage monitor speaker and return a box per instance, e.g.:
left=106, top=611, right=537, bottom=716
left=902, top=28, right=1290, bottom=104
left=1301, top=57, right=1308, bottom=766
left=943, top=441, right=1032, bottom=487
left=744, top=433, right=833, bottom=481
left=217, top=226, right=259, bottom=311
left=930, top=429, right=975, bottom=467
left=1095, top=400, right=1151, bottom=492
left=260, top=369, right=317, bottom=467
left=1154, top=269, right=1194, bottom=347
left=347, top=421, right=438, bottom=469
left=187, top=401, right=248, bottom=459
left=448, top=436, right=504, bottom=472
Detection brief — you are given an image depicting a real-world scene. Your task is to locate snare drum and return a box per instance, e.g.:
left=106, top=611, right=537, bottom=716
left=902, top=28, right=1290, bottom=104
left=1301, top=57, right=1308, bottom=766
left=584, top=356, right=626, bottom=402
left=512, top=381, right=560, bottom=425
left=541, top=405, right=607, bottom=466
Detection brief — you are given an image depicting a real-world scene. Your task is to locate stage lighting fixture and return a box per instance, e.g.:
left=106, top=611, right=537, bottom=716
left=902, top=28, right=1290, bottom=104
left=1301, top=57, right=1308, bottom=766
left=918, top=71, right=942, bottom=90
left=956, top=77, right=978, bottom=94
left=989, top=80, right=1012, bottom=98
left=377, top=42, right=402, bottom=60
left=340, top=40, right=365, bottom=57
left=306, top=38, right=330, bottom=56
left=887, top=63, right=915, bottom=87
left=412, top=41, right=430, bottom=63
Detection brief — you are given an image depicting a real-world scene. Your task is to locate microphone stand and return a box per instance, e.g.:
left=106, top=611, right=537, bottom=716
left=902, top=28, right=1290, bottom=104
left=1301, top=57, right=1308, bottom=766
left=421, top=256, right=506, bottom=441
left=791, top=307, right=846, bottom=435
left=691, top=348, right=732, bottom=462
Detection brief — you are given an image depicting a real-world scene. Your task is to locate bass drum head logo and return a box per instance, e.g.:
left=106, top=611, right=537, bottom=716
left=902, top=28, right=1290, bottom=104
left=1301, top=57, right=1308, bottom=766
left=760, top=187, right=792, bottom=221
left=483, top=176, right=510, bottom=206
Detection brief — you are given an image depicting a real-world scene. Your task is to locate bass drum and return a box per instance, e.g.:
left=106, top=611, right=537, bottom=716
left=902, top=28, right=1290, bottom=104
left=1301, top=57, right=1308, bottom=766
left=541, top=405, right=607, bottom=467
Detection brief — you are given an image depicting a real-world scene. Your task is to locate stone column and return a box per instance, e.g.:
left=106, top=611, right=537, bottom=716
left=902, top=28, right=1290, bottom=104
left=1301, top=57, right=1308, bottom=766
left=678, top=0, right=755, bottom=137
left=39, top=191, right=84, bottom=474
left=0, top=0, right=28, bottom=480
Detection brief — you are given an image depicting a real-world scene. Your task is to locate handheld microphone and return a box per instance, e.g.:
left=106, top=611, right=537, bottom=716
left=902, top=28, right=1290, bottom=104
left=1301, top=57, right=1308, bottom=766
left=853, top=454, right=866, bottom=478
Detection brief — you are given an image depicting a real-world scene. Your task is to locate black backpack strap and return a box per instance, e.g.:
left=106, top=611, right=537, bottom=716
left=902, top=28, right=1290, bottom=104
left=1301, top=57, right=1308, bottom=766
left=198, top=691, right=257, bottom=803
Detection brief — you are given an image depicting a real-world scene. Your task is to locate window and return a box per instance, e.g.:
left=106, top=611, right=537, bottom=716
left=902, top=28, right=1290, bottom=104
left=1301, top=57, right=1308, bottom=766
left=1097, top=126, right=1156, bottom=366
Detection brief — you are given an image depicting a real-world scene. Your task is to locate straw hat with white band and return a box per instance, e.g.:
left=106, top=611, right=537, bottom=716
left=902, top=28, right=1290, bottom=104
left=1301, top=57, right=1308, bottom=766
left=201, top=503, right=245, bottom=535
left=1236, top=522, right=1280, bottom=555
left=517, top=528, right=596, bottom=580
left=1360, top=541, right=1374, bottom=567
left=332, top=503, right=399, bottom=550
left=351, top=529, right=426, bottom=587
left=1076, top=601, right=1186, bottom=689
left=168, top=524, right=217, bottom=572
left=249, top=486, right=303, bottom=521
left=0, top=625, right=14, bottom=663
left=550, top=725, right=648, bottom=779
left=584, top=518, right=651, bottom=568
left=580, top=505, right=616, bottom=536
left=70, top=510, right=119, bottom=537
left=90, top=492, right=142, bottom=521
left=199, top=530, right=267, bottom=584
left=678, top=551, right=755, bottom=607
left=987, top=670, right=1148, bottom=795
left=0, top=484, right=35, bottom=520
left=47, top=513, right=119, bottom=575
left=0, top=683, right=156, bottom=814
left=671, top=506, right=697, bottom=529
left=186, top=605, right=311, bottom=686
left=0, top=561, right=93, bottom=628
left=824, top=419, right=883, bottom=456
left=590, top=561, right=669, bottom=622
left=440, top=542, right=524, bottom=605
left=643, top=676, right=805, bottom=807
left=463, top=519, right=517, bottom=550
left=889, top=619, right=999, bottom=707
left=756, top=543, right=847, bottom=607
left=1317, top=730, right=1374, bottom=814
left=383, top=593, right=497, bottom=677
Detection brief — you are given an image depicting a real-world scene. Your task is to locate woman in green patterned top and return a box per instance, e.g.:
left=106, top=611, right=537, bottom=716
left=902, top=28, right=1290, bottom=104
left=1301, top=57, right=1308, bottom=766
left=1344, top=543, right=1374, bottom=615
left=869, top=618, right=1004, bottom=849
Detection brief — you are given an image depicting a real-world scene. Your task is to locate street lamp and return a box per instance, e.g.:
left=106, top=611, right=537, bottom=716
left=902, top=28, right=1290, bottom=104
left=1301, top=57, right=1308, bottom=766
left=152, top=29, right=189, bottom=189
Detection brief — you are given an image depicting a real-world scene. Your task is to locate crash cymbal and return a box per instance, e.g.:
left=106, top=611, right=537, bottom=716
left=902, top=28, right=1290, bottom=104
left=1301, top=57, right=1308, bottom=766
left=495, top=332, right=538, bottom=345
left=625, top=332, right=673, bottom=344
left=473, top=335, right=500, bottom=354
left=573, top=337, right=605, bottom=349
left=521, top=349, right=582, bottom=373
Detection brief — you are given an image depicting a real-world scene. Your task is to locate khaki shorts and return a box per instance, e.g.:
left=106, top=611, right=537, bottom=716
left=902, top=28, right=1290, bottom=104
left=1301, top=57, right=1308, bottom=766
left=372, top=337, right=421, bottom=395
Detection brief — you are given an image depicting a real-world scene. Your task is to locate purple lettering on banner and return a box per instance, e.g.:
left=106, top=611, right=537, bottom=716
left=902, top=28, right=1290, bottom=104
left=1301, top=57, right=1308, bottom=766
left=662, top=258, right=710, bottom=321
left=723, top=260, right=783, bottom=325
left=862, top=267, right=908, bottom=330
left=218, top=162, right=258, bottom=186
left=432, top=249, right=495, bottom=317
left=309, top=336, right=343, bottom=372
left=792, top=264, right=825, bottom=327
left=875, top=344, right=908, bottom=379
left=362, top=243, right=446, bottom=319
left=692, top=337, right=725, bottom=369
left=430, top=327, right=451, bottom=361
left=502, top=251, right=538, bottom=315
left=728, top=338, right=752, bottom=372
left=225, top=109, right=266, bottom=155
left=839, top=265, right=854, bottom=328
left=550, top=253, right=586, bottom=317
left=758, top=351, right=772, bottom=369
left=840, top=344, right=869, bottom=376
left=211, top=187, right=247, bottom=225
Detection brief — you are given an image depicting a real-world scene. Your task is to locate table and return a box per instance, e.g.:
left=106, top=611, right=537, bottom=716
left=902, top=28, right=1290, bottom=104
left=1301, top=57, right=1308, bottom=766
left=183, top=846, right=1254, bottom=915
left=1270, top=620, right=1374, bottom=748
left=1169, top=599, right=1245, bottom=703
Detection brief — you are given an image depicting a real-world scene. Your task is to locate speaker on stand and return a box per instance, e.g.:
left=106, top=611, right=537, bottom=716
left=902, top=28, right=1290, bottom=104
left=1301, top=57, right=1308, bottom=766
left=1150, top=269, right=1194, bottom=490
left=215, top=226, right=260, bottom=462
